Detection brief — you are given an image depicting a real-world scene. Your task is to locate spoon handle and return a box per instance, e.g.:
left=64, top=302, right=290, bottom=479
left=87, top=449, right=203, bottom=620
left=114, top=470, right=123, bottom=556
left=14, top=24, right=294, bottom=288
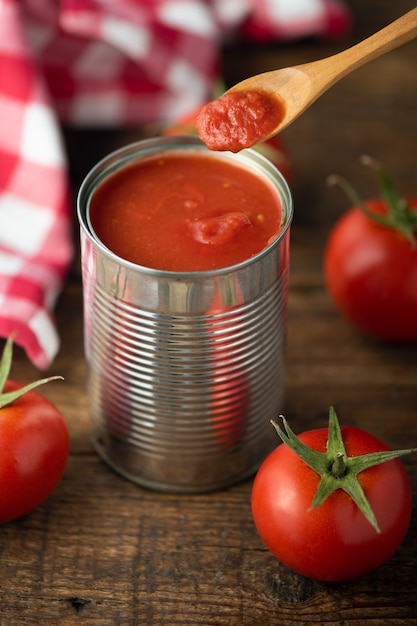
left=322, top=7, right=417, bottom=84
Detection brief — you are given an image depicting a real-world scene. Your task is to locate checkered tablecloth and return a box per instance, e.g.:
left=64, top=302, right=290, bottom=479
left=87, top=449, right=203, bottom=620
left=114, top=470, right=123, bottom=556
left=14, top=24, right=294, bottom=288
left=0, top=0, right=351, bottom=369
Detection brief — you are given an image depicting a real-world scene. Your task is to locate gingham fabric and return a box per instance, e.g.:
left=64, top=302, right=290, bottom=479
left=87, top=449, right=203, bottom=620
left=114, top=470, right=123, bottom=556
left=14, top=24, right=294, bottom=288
left=0, top=0, right=351, bottom=369
left=0, top=0, right=73, bottom=369
left=21, top=0, right=351, bottom=127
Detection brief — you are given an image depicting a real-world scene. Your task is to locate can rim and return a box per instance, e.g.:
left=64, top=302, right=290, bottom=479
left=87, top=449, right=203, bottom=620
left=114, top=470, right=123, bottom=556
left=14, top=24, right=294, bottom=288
left=77, top=134, right=293, bottom=278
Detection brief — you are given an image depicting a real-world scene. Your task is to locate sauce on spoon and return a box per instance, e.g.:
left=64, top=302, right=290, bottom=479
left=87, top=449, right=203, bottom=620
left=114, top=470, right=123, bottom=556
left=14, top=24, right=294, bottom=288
left=196, top=90, right=285, bottom=153
left=197, top=8, right=417, bottom=152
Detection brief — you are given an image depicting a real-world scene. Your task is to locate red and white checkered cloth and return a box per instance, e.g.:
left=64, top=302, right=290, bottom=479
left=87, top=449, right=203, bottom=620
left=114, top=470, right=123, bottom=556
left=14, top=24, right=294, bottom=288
left=0, top=0, right=73, bottom=369
left=0, top=0, right=351, bottom=369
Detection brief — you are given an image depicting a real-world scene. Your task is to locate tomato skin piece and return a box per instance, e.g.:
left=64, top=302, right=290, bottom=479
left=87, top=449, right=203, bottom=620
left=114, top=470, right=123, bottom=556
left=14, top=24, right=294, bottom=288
left=324, top=200, right=417, bottom=341
left=251, top=426, right=413, bottom=581
left=0, top=380, right=69, bottom=523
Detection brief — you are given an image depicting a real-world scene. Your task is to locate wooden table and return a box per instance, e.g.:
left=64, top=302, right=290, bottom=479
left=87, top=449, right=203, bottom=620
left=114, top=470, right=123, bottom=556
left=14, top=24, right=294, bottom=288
left=1, top=1, right=417, bottom=623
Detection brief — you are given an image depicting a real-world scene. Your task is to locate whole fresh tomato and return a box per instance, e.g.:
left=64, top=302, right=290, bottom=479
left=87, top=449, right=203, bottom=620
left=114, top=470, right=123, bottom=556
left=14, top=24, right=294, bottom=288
left=251, top=407, right=414, bottom=581
left=324, top=156, right=417, bottom=341
left=162, top=106, right=292, bottom=185
left=0, top=336, right=69, bottom=523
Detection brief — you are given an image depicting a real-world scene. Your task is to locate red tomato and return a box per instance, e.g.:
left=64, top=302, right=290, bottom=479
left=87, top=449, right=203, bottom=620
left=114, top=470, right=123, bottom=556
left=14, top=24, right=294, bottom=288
left=0, top=380, right=69, bottom=523
left=324, top=160, right=417, bottom=341
left=252, top=420, right=413, bottom=581
left=325, top=201, right=417, bottom=341
left=0, top=339, right=69, bottom=523
left=163, top=107, right=292, bottom=185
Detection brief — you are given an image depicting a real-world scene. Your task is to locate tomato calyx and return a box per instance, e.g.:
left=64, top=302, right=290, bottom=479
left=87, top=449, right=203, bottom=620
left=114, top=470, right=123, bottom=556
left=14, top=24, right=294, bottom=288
left=327, top=155, right=417, bottom=245
left=0, top=335, right=63, bottom=409
left=271, top=406, right=416, bottom=533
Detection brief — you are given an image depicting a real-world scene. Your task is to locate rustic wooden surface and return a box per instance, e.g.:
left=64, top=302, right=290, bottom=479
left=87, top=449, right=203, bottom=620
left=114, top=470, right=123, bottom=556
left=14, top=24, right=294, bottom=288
left=1, top=1, right=417, bottom=624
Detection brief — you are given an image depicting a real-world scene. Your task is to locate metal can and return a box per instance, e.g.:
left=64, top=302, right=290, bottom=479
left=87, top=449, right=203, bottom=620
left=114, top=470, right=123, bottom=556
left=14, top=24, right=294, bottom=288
left=77, top=135, right=293, bottom=492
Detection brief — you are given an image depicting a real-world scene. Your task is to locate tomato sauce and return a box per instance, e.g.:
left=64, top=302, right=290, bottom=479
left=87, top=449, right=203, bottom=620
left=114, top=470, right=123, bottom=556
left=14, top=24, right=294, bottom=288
left=89, top=151, right=282, bottom=272
left=196, top=90, right=285, bottom=152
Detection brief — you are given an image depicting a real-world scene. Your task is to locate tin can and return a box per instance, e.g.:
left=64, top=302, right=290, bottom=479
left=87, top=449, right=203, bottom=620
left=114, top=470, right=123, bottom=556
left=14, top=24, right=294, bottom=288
left=77, top=135, right=293, bottom=492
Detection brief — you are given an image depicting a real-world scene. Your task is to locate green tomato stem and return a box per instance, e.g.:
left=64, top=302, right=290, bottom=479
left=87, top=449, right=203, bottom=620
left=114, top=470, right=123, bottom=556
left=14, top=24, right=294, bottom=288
left=0, top=335, right=63, bottom=409
left=271, top=406, right=416, bottom=534
left=331, top=453, right=346, bottom=478
left=327, top=155, right=417, bottom=246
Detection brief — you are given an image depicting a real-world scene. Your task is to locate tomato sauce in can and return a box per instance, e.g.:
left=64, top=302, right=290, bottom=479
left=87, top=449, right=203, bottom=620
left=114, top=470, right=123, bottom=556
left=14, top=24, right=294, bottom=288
left=89, top=150, right=283, bottom=272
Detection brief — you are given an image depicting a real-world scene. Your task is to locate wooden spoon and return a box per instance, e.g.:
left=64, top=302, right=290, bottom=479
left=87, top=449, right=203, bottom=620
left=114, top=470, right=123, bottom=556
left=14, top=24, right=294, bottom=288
left=197, top=8, right=417, bottom=152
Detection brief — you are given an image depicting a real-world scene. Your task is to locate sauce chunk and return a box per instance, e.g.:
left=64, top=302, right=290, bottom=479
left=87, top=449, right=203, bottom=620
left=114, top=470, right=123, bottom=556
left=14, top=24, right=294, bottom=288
left=196, top=90, right=285, bottom=152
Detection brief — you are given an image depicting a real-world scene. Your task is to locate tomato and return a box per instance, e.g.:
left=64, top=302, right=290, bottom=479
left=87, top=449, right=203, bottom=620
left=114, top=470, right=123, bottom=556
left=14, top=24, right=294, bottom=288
left=251, top=408, right=414, bottom=581
left=324, top=157, right=417, bottom=341
left=162, top=106, right=292, bottom=185
left=0, top=337, right=69, bottom=523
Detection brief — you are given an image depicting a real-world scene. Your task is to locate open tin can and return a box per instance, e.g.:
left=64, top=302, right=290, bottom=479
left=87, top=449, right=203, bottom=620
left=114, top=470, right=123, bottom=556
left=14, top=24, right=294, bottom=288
left=77, top=135, right=293, bottom=492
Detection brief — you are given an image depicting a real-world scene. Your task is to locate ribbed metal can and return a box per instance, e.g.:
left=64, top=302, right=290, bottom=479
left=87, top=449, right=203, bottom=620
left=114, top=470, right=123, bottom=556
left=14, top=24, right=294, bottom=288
left=77, top=135, right=293, bottom=492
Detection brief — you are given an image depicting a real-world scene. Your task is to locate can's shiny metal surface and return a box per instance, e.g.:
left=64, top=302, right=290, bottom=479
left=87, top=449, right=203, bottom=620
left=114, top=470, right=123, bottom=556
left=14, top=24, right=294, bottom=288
left=77, top=135, right=293, bottom=492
